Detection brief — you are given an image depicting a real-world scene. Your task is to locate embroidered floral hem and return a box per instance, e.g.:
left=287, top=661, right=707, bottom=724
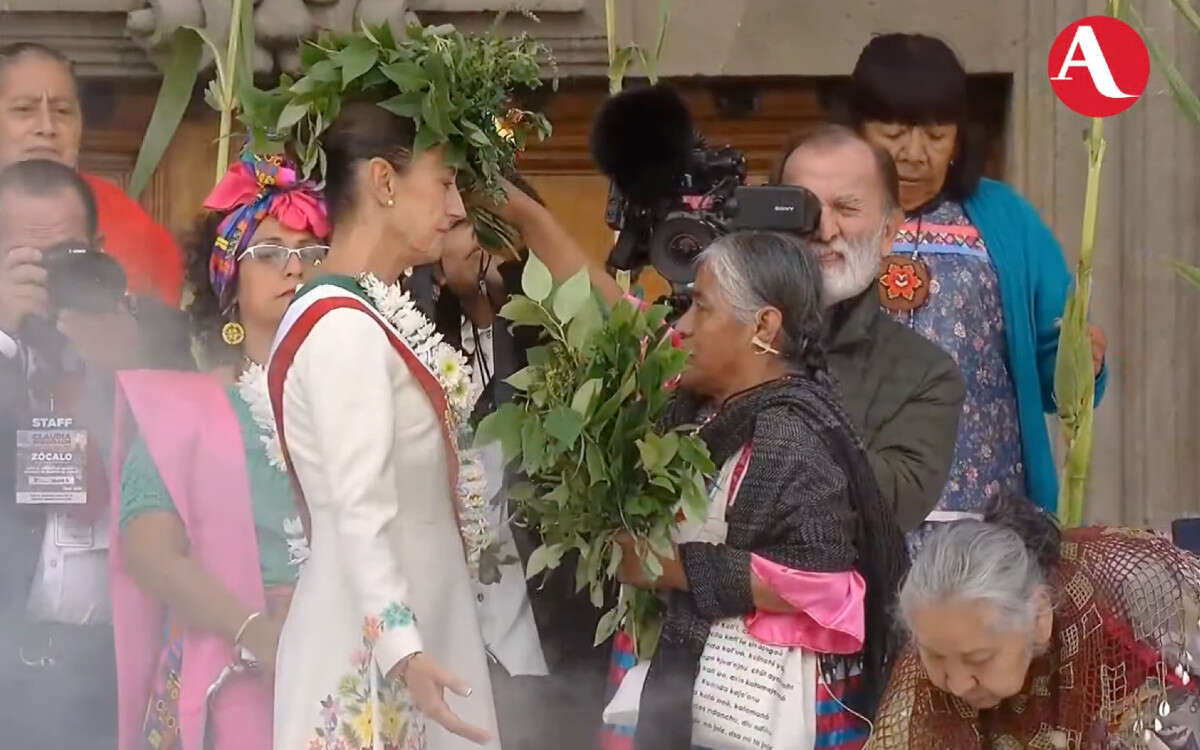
left=308, top=603, right=424, bottom=750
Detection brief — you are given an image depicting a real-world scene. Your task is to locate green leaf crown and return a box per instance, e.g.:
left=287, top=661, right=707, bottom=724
left=240, top=22, right=555, bottom=199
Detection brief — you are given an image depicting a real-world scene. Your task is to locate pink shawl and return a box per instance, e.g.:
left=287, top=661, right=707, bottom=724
left=109, top=370, right=272, bottom=750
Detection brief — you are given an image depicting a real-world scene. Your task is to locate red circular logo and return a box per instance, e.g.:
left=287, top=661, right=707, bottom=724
left=1048, top=16, right=1149, bottom=117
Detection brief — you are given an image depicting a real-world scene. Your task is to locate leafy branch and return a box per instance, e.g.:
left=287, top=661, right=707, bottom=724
left=242, top=23, right=554, bottom=200
left=476, top=255, right=713, bottom=659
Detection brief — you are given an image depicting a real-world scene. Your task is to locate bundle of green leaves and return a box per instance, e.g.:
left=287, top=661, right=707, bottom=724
left=475, top=256, right=715, bottom=659
left=240, top=22, right=553, bottom=200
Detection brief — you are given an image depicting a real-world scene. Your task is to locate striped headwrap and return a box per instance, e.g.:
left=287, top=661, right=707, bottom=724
left=202, top=153, right=330, bottom=313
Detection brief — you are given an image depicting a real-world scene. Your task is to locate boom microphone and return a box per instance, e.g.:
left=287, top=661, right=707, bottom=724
left=589, top=84, right=695, bottom=205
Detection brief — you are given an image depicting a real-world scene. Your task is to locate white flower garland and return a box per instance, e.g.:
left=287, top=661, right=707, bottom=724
left=236, top=361, right=311, bottom=568
left=356, top=273, right=492, bottom=579
left=235, top=276, right=495, bottom=579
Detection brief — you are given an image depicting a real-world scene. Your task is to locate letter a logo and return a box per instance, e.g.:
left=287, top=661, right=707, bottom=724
left=1049, top=16, right=1149, bottom=117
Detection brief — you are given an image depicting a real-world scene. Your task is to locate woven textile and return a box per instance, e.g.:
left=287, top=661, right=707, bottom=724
left=869, top=527, right=1200, bottom=749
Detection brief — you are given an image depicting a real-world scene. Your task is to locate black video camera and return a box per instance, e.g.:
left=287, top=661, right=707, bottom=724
left=591, top=85, right=822, bottom=290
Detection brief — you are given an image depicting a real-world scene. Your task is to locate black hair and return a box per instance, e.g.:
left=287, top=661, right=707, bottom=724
left=846, top=33, right=986, bottom=200
left=698, top=230, right=829, bottom=379
left=0, top=158, right=98, bottom=239
left=770, top=123, right=900, bottom=214
left=180, top=213, right=238, bottom=366
left=321, top=101, right=418, bottom=226
left=983, top=494, right=1063, bottom=574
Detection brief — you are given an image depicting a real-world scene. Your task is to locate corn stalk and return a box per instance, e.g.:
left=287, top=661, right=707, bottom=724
left=126, top=0, right=254, bottom=198
left=605, top=0, right=672, bottom=94
left=1055, top=0, right=1127, bottom=526
left=1055, top=116, right=1105, bottom=527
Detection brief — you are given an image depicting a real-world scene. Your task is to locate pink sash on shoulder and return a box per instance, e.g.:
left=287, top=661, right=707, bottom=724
left=109, top=370, right=272, bottom=750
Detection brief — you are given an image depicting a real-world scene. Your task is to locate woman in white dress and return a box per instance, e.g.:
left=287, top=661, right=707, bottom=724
left=268, top=102, right=498, bottom=750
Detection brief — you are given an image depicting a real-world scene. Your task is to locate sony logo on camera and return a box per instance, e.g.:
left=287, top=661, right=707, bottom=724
left=591, top=84, right=821, bottom=287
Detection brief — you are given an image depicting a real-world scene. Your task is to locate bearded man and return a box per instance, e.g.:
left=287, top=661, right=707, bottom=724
left=774, top=124, right=965, bottom=533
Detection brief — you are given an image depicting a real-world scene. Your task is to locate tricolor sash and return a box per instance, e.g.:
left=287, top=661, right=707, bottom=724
left=266, top=278, right=461, bottom=543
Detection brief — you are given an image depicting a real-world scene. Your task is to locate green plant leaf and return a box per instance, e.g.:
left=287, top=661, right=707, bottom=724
left=500, top=297, right=556, bottom=330
left=608, top=45, right=636, bottom=94
left=647, top=531, right=674, bottom=560
left=521, top=419, right=548, bottom=473
left=585, top=441, right=607, bottom=486
left=473, top=403, right=524, bottom=460
left=571, top=378, right=603, bottom=417
left=337, top=39, right=380, bottom=88
left=414, top=125, right=444, bottom=154
left=567, top=295, right=603, bottom=351
left=642, top=547, right=664, bottom=578
left=277, top=101, right=310, bottom=131
left=594, top=606, right=621, bottom=646
left=235, top=0, right=256, bottom=99
left=606, top=541, right=623, bottom=578
left=678, top=434, right=716, bottom=475
left=127, top=27, right=204, bottom=199
left=545, top=407, right=584, bottom=447
left=504, top=366, right=536, bottom=392
left=378, top=91, right=424, bottom=119
left=521, top=254, right=554, bottom=303
left=526, top=543, right=565, bottom=579
left=1169, top=0, right=1200, bottom=36
left=682, top=471, right=708, bottom=521
left=1176, top=261, right=1200, bottom=289
left=552, top=267, right=592, bottom=323
left=657, top=431, right=679, bottom=468
left=649, top=475, right=675, bottom=492
left=380, top=61, right=428, bottom=93
left=636, top=435, right=661, bottom=473
left=1128, top=4, right=1200, bottom=127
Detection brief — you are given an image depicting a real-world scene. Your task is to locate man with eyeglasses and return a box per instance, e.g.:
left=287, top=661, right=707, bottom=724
left=0, top=158, right=192, bottom=748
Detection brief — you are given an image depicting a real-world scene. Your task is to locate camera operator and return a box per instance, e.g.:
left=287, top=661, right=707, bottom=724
left=772, top=124, right=965, bottom=533
left=0, top=159, right=191, bottom=748
left=0, top=42, right=184, bottom=306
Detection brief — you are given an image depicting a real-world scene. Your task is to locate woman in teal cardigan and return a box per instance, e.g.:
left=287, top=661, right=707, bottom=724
left=844, top=33, right=1107, bottom=524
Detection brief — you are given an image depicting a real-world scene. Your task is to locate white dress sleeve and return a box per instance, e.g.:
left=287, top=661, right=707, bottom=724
left=290, top=307, right=423, bottom=674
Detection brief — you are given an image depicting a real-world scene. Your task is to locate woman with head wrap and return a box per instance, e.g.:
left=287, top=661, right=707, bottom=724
left=871, top=497, right=1200, bottom=749
left=109, top=153, right=329, bottom=750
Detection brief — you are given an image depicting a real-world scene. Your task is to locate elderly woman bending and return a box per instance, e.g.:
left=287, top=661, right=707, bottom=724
left=871, top=497, right=1200, bottom=749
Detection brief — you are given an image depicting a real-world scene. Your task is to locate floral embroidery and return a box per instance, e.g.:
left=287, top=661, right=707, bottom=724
left=879, top=260, right=925, bottom=302
left=382, top=602, right=414, bottom=629
left=885, top=199, right=1024, bottom=515
left=307, top=603, right=423, bottom=750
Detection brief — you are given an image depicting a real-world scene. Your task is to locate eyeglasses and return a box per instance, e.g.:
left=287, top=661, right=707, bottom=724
left=237, top=243, right=329, bottom=268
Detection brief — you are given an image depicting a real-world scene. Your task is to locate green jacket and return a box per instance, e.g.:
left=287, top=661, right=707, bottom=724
left=825, top=288, right=966, bottom=532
